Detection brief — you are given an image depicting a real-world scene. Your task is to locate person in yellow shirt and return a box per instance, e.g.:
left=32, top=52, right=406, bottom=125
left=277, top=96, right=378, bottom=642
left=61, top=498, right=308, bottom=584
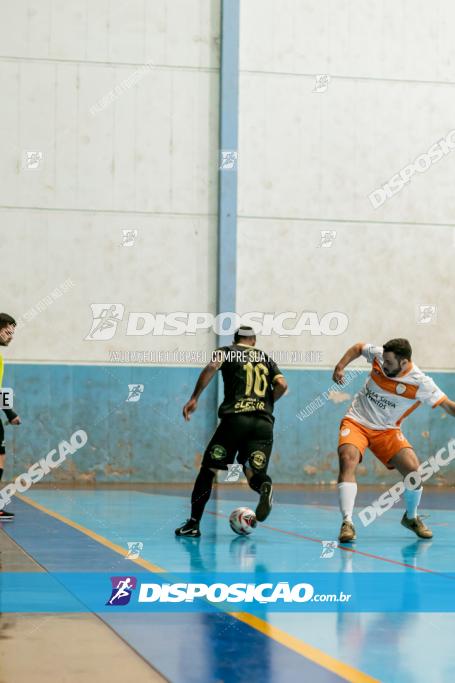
left=0, top=313, right=21, bottom=521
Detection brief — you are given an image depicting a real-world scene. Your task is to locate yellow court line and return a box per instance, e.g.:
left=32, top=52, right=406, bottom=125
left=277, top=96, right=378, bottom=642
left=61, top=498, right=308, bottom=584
left=231, top=612, right=378, bottom=683
left=15, top=493, right=166, bottom=574
left=16, top=493, right=379, bottom=683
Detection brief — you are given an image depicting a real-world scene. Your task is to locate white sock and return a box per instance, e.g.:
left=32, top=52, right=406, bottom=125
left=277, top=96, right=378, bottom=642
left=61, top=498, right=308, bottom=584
left=404, top=486, right=422, bottom=519
left=338, top=482, right=357, bottom=522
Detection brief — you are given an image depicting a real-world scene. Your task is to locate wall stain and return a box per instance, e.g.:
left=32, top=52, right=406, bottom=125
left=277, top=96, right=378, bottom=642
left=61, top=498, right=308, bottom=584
left=327, top=390, right=351, bottom=404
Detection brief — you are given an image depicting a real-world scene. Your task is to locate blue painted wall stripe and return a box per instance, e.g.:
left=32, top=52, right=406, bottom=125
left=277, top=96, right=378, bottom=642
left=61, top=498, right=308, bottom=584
left=3, top=364, right=455, bottom=484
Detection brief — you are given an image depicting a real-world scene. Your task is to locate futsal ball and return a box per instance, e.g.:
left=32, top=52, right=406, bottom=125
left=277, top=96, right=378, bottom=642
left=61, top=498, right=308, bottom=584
left=229, top=507, right=257, bottom=536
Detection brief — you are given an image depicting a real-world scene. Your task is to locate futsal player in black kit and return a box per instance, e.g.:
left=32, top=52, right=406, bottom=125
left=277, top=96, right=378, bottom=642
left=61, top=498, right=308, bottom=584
left=175, top=326, right=288, bottom=537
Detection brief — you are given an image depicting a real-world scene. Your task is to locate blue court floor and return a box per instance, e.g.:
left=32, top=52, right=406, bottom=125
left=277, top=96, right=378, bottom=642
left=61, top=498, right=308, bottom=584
left=3, top=485, right=455, bottom=683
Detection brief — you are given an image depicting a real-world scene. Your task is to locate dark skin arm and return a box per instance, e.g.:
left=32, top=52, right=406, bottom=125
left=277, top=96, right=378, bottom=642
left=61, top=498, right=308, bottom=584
left=273, top=375, right=288, bottom=401
left=183, top=358, right=222, bottom=421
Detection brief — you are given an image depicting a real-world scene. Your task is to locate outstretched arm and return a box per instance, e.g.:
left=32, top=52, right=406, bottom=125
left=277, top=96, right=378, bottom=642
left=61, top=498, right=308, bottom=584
left=439, top=398, right=455, bottom=417
left=183, top=358, right=222, bottom=421
left=332, top=342, right=364, bottom=384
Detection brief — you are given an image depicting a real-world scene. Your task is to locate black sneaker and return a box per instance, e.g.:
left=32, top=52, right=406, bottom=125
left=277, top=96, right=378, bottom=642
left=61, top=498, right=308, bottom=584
left=255, top=482, right=273, bottom=522
left=0, top=510, right=15, bottom=522
left=175, top=518, right=201, bottom=537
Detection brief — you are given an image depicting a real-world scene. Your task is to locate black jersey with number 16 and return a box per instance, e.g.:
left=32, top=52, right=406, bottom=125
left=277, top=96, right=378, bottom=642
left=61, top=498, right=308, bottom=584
left=214, top=344, right=284, bottom=423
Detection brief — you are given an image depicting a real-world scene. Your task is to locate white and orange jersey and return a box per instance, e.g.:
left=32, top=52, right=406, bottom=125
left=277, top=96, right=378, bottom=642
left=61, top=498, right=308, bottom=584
left=345, top=344, right=446, bottom=430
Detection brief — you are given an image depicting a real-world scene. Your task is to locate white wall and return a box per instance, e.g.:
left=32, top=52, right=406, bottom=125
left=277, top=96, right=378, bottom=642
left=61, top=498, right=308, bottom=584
left=0, top=0, right=220, bottom=362
left=238, top=0, right=455, bottom=369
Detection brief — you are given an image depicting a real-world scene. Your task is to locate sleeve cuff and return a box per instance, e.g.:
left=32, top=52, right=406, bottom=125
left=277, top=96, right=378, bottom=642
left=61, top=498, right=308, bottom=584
left=3, top=409, right=17, bottom=421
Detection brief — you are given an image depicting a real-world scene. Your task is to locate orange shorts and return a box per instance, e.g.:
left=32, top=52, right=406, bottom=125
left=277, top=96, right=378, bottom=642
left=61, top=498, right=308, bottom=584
left=338, top=418, right=412, bottom=469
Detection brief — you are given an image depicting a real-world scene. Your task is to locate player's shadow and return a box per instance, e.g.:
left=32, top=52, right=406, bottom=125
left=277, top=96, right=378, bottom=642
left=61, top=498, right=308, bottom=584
left=229, top=536, right=258, bottom=571
left=400, top=540, right=433, bottom=568
left=174, top=536, right=207, bottom=571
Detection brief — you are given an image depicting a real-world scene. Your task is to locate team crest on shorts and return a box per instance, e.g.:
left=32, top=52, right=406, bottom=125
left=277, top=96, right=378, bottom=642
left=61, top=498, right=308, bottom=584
left=340, top=428, right=350, bottom=437
left=250, top=450, right=266, bottom=469
left=211, top=444, right=227, bottom=460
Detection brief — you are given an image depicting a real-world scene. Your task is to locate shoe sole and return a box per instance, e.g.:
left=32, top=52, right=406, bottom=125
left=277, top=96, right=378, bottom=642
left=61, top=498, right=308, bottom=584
left=256, top=482, right=273, bottom=522
left=0, top=518, right=14, bottom=522
left=175, top=529, right=201, bottom=537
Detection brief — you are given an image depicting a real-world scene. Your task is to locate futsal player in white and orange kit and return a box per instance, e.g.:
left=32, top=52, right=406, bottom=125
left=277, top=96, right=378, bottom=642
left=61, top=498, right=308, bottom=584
left=333, top=339, right=455, bottom=542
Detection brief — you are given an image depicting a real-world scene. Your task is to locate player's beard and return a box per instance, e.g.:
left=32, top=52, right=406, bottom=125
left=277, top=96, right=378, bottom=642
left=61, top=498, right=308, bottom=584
left=383, top=367, right=400, bottom=377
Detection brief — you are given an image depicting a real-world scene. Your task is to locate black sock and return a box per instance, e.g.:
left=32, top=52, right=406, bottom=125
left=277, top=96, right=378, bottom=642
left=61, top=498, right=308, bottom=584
left=0, top=468, right=3, bottom=482
left=248, top=472, right=272, bottom=494
left=190, top=468, right=216, bottom=522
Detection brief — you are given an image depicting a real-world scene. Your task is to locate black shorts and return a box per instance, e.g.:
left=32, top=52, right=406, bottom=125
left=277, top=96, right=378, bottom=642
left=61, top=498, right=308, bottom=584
left=201, top=414, right=273, bottom=473
left=0, top=420, right=4, bottom=455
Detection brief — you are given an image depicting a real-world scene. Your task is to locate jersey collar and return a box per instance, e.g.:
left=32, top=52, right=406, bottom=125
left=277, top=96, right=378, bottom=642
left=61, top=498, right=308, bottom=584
left=397, top=362, right=414, bottom=377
